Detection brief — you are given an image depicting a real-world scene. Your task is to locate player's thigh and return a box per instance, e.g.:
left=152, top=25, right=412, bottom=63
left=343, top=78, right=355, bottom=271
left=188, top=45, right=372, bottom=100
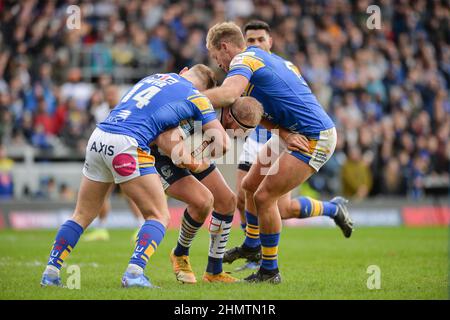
left=73, top=176, right=113, bottom=228
left=99, top=184, right=115, bottom=217
left=242, top=141, right=278, bottom=193
left=166, top=175, right=214, bottom=219
left=120, top=173, right=170, bottom=226
left=199, top=168, right=236, bottom=214
left=255, top=152, right=315, bottom=204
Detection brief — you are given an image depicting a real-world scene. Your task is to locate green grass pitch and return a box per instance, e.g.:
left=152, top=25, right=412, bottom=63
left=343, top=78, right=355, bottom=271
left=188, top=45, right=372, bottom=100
left=0, top=226, right=448, bottom=300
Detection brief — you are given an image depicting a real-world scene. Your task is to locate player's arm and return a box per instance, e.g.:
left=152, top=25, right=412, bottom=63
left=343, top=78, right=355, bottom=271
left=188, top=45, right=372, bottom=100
left=203, top=75, right=249, bottom=108
left=201, top=118, right=230, bottom=158
left=260, top=118, right=309, bottom=153
left=190, top=93, right=231, bottom=157
left=154, top=127, right=209, bottom=173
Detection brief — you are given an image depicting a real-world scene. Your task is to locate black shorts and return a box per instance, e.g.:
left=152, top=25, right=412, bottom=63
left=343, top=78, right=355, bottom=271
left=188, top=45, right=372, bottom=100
left=151, top=146, right=216, bottom=190
left=238, top=161, right=252, bottom=172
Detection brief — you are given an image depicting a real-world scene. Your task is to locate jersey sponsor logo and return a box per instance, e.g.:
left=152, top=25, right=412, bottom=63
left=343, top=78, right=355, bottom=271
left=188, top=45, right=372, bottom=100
left=230, top=52, right=265, bottom=72
left=189, top=95, right=214, bottom=113
left=242, top=56, right=265, bottom=72
left=104, top=110, right=131, bottom=123
left=89, top=141, right=115, bottom=156
left=230, top=54, right=245, bottom=67
left=112, top=153, right=136, bottom=176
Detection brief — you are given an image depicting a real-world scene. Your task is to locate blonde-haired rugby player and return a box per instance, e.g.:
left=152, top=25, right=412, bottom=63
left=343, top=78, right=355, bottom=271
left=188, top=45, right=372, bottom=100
left=40, top=64, right=230, bottom=288
left=234, top=20, right=354, bottom=271
left=204, top=22, right=353, bottom=284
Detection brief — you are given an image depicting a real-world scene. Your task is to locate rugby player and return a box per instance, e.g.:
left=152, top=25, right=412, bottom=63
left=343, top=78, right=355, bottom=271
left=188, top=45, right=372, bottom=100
left=204, top=22, right=354, bottom=283
left=40, top=64, right=229, bottom=288
left=233, top=20, right=353, bottom=271
left=154, top=95, right=264, bottom=284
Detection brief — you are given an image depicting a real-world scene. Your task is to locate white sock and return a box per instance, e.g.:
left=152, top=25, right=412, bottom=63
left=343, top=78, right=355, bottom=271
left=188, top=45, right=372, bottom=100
left=45, top=265, right=60, bottom=275
left=126, top=264, right=143, bottom=275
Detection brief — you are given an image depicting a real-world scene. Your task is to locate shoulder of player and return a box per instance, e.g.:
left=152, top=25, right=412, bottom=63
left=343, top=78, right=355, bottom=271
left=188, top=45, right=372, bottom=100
left=186, top=91, right=214, bottom=113
left=230, top=48, right=266, bottom=70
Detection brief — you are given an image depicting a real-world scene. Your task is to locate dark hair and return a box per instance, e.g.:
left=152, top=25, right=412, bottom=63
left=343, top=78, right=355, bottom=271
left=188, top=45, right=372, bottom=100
left=243, top=20, right=271, bottom=34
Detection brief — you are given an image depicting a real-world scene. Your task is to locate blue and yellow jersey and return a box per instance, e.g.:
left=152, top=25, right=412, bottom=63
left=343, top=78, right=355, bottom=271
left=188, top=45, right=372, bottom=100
left=98, top=73, right=216, bottom=150
left=227, top=46, right=334, bottom=137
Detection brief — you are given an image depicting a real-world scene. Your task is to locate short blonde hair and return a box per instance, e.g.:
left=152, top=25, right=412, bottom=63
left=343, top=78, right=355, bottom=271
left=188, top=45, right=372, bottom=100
left=190, top=64, right=217, bottom=89
left=206, top=22, right=246, bottom=50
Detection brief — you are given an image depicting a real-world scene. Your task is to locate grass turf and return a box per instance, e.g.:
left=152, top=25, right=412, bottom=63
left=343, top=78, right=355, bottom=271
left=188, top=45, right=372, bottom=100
left=0, top=226, right=448, bottom=300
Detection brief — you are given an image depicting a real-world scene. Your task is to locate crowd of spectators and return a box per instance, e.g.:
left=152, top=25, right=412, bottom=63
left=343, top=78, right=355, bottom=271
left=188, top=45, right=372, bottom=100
left=0, top=0, right=448, bottom=200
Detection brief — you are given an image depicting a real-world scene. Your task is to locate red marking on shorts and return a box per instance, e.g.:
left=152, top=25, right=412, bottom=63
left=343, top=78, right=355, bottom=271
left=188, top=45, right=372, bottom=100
left=112, top=153, right=136, bottom=176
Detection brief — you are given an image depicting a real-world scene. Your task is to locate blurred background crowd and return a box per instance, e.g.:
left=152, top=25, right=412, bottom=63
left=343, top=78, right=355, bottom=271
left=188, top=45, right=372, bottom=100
left=0, top=0, right=448, bottom=200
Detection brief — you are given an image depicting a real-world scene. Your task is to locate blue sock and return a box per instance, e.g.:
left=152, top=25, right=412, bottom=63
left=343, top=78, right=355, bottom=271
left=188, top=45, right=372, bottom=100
left=174, top=209, right=203, bottom=256
left=207, top=211, right=233, bottom=274
left=240, top=222, right=247, bottom=233
left=243, top=211, right=260, bottom=248
left=47, top=220, right=84, bottom=270
left=260, top=232, right=280, bottom=271
left=129, top=220, right=165, bottom=270
left=297, top=197, right=338, bottom=218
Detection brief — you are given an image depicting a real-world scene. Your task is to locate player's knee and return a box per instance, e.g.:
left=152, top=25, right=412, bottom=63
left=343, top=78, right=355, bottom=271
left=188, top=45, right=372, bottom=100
left=213, top=190, right=237, bottom=214
left=253, top=187, right=273, bottom=210
left=242, top=175, right=258, bottom=194
left=190, top=190, right=214, bottom=219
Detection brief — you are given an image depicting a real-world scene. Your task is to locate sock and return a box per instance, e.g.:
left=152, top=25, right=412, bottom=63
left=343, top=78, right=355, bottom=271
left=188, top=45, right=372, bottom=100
left=44, top=265, right=60, bottom=276
left=126, top=263, right=144, bottom=276
left=46, top=220, right=84, bottom=271
left=174, top=209, right=203, bottom=256
left=297, top=197, right=338, bottom=218
left=260, top=232, right=280, bottom=272
left=128, top=219, right=165, bottom=270
left=206, top=211, right=233, bottom=275
left=240, top=222, right=247, bottom=233
left=243, top=211, right=260, bottom=248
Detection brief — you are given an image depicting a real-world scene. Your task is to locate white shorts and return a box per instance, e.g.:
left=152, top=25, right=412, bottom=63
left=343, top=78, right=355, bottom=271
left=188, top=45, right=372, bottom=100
left=238, top=128, right=336, bottom=172
left=238, top=134, right=287, bottom=171
left=82, top=128, right=156, bottom=184
left=287, top=127, right=337, bottom=172
left=238, top=137, right=265, bottom=165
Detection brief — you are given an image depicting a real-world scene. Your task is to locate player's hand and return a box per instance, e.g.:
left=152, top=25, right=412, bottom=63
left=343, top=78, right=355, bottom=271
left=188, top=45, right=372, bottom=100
left=178, top=159, right=210, bottom=173
left=285, top=133, right=310, bottom=153
left=189, top=160, right=211, bottom=173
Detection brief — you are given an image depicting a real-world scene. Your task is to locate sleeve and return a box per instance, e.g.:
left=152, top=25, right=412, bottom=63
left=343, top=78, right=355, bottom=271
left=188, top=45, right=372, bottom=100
left=188, top=93, right=217, bottom=125
left=227, top=52, right=265, bottom=80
